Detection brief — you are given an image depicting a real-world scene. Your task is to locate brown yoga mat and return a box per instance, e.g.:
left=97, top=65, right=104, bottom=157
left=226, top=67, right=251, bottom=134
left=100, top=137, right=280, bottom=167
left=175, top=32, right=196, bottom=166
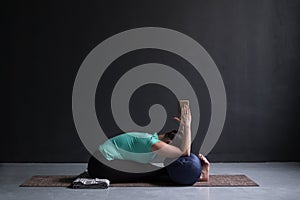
left=20, top=174, right=258, bottom=187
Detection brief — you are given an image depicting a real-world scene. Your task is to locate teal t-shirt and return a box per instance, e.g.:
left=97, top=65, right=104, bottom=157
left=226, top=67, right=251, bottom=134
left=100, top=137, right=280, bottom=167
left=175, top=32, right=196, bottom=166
left=98, top=132, right=161, bottom=164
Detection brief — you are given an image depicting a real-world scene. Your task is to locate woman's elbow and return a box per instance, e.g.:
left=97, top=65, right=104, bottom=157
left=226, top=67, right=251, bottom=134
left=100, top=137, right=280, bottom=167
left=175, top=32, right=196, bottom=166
left=182, top=149, right=191, bottom=157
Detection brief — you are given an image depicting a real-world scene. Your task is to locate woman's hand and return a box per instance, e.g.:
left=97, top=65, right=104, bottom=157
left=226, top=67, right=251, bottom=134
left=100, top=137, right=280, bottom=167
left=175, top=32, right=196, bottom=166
left=173, top=104, right=191, bottom=126
left=173, top=116, right=181, bottom=123
left=181, top=104, right=191, bottom=126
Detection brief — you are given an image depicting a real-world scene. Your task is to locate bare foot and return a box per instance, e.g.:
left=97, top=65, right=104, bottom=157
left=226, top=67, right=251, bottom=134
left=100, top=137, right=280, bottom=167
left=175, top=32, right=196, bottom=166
left=198, top=154, right=210, bottom=182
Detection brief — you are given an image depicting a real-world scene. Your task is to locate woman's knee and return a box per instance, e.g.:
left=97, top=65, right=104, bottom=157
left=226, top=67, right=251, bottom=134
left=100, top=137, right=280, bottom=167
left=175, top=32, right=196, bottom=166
left=165, top=153, right=201, bottom=185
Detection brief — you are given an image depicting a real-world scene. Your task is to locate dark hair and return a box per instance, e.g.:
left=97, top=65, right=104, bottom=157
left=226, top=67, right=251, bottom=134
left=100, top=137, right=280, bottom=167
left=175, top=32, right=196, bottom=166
left=162, top=129, right=178, bottom=140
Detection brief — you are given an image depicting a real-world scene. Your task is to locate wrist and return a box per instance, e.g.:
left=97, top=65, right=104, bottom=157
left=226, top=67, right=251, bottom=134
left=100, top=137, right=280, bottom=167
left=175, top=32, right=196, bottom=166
left=184, top=124, right=191, bottom=128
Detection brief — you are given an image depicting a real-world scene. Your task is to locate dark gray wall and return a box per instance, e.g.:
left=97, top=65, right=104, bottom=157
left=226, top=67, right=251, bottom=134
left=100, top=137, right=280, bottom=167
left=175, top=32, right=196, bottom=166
left=3, top=0, right=300, bottom=162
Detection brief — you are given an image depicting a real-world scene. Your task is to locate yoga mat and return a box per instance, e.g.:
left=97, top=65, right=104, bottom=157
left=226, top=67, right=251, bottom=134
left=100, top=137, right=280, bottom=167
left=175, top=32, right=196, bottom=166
left=20, top=174, right=259, bottom=187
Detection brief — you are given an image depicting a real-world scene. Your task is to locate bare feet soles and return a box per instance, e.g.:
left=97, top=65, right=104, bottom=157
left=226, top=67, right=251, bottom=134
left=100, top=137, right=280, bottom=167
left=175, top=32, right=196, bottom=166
left=198, top=154, right=210, bottom=182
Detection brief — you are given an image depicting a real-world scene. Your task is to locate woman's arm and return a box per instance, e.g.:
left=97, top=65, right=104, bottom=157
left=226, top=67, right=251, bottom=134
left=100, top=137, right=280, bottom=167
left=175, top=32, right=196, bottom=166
left=151, top=104, right=191, bottom=158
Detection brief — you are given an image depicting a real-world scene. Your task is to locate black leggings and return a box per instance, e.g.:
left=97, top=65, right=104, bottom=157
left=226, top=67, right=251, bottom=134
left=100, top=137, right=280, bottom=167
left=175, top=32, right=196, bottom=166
left=87, top=155, right=172, bottom=183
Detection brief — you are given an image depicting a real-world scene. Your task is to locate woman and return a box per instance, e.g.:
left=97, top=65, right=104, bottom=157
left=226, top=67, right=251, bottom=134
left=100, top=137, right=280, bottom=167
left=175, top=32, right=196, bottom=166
left=88, top=104, right=210, bottom=184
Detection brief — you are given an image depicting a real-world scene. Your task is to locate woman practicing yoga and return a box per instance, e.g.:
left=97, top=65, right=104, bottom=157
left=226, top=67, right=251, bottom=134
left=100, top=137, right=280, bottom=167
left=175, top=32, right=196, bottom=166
left=88, top=103, right=210, bottom=185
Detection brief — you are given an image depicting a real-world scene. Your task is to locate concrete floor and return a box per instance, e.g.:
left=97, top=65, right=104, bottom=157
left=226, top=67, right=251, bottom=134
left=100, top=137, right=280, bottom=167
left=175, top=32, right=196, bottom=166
left=0, top=162, right=300, bottom=200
